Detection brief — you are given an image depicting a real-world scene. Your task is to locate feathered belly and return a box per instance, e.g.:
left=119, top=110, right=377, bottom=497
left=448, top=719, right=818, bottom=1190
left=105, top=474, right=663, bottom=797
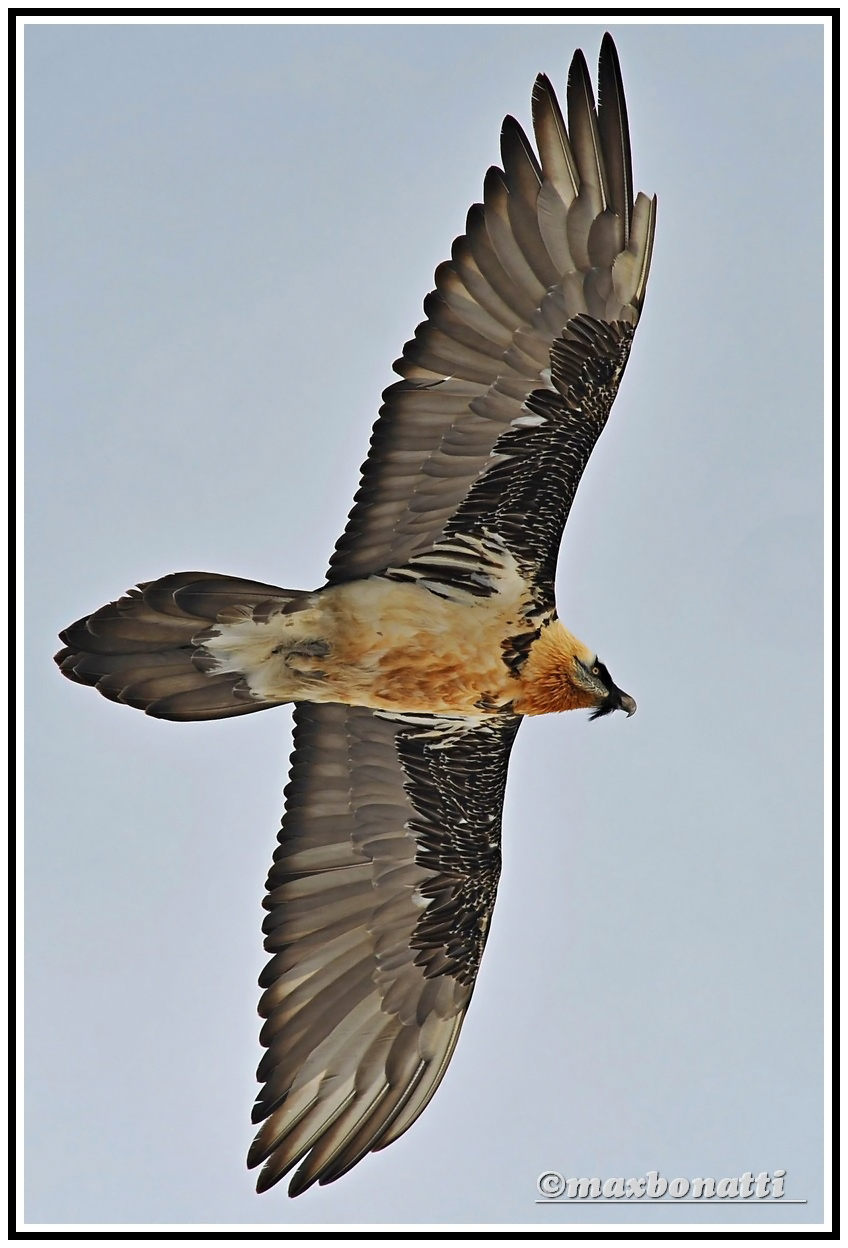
left=202, top=576, right=527, bottom=715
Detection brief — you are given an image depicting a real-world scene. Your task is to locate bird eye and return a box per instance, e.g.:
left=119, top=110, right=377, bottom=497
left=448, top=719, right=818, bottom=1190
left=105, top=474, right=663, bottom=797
left=592, top=666, right=599, bottom=675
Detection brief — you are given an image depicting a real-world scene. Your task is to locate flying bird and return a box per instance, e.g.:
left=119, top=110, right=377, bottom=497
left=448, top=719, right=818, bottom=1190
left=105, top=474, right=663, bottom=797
left=55, top=34, right=655, bottom=1196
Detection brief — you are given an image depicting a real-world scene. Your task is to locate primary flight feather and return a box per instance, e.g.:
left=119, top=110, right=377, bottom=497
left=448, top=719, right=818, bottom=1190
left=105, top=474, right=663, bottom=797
left=55, top=34, right=655, bottom=1196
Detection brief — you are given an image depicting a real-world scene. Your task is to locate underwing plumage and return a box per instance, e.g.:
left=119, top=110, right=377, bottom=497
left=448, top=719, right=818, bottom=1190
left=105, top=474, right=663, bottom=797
left=55, top=34, right=655, bottom=1195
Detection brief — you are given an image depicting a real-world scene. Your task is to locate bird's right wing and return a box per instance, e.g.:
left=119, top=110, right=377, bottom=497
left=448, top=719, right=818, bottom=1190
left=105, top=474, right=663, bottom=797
left=248, top=702, right=522, bottom=1196
left=327, top=34, right=655, bottom=600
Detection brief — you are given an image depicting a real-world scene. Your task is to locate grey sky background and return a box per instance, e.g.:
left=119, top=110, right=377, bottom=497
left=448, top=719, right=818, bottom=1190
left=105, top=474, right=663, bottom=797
left=25, top=19, right=824, bottom=1229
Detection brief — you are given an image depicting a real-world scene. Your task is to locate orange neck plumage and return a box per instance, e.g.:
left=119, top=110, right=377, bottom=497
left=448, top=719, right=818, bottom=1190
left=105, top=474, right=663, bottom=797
left=512, top=620, right=597, bottom=716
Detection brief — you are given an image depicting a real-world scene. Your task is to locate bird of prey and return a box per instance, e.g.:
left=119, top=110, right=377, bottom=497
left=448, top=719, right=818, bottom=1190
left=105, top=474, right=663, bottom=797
left=55, top=34, right=655, bottom=1196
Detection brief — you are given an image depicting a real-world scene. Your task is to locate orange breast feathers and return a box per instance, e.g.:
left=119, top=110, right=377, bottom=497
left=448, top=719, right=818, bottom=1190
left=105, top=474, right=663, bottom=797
left=322, top=579, right=526, bottom=714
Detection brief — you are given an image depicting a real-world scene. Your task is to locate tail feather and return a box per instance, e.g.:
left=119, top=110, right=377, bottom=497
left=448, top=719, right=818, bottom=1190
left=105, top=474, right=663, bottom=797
left=55, top=571, right=311, bottom=722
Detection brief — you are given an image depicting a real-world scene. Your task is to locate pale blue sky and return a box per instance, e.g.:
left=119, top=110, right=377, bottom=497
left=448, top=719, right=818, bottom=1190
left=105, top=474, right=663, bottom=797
left=25, top=18, right=825, bottom=1228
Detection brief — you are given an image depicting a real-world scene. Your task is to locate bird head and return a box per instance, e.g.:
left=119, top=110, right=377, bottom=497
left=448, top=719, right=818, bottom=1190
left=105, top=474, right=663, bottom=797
left=571, top=655, right=637, bottom=720
left=512, top=621, right=636, bottom=718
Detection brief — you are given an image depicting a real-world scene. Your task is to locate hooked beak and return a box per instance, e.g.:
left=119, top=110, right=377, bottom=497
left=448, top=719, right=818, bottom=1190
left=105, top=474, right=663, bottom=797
left=589, top=685, right=637, bottom=721
left=619, top=692, right=637, bottom=717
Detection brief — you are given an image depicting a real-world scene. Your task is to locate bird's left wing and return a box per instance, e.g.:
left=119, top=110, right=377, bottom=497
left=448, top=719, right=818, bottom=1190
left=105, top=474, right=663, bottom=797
left=327, top=35, right=655, bottom=608
left=248, top=703, right=521, bottom=1195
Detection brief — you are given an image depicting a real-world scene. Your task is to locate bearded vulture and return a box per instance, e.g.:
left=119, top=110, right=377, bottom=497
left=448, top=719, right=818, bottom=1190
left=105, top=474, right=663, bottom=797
left=55, top=34, right=655, bottom=1196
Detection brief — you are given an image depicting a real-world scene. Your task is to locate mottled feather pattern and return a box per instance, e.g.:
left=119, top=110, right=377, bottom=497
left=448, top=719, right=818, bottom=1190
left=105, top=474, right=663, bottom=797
left=398, top=715, right=522, bottom=985
left=443, top=316, right=635, bottom=606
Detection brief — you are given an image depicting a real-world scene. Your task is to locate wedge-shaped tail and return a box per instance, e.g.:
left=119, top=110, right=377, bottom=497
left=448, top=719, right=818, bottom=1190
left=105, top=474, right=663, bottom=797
left=55, top=571, right=310, bottom=721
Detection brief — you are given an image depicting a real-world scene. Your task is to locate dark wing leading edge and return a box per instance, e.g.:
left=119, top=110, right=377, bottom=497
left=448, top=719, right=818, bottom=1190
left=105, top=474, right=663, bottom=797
left=327, top=34, right=655, bottom=606
left=249, top=704, right=521, bottom=1195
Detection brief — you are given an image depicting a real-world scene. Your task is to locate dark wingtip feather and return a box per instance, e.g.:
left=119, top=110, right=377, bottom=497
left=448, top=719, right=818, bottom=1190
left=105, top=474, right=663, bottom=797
left=251, top=1142, right=311, bottom=1196
left=566, top=46, right=607, bottom=208
left=567, top=46, right=595, bottom=119
left=287, top=1167, right=319, bottom=1199
left=499, top=113, right=542, bottom=185
left=597, top=32, right=633, bottom=239
left=531, top=71, right=579, bottom=205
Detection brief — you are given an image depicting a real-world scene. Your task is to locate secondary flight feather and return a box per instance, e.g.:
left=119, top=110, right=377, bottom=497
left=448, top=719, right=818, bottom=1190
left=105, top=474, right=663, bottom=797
left=55, top=34, right=655, bottom=1196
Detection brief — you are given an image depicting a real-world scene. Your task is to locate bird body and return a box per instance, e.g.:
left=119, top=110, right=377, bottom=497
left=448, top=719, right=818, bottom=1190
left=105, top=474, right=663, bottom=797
left=54, top=34, right=654, bottom=1195
left=207, top=571, right=536, bottom=716
left=129, top=556, right=620, bottom=718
